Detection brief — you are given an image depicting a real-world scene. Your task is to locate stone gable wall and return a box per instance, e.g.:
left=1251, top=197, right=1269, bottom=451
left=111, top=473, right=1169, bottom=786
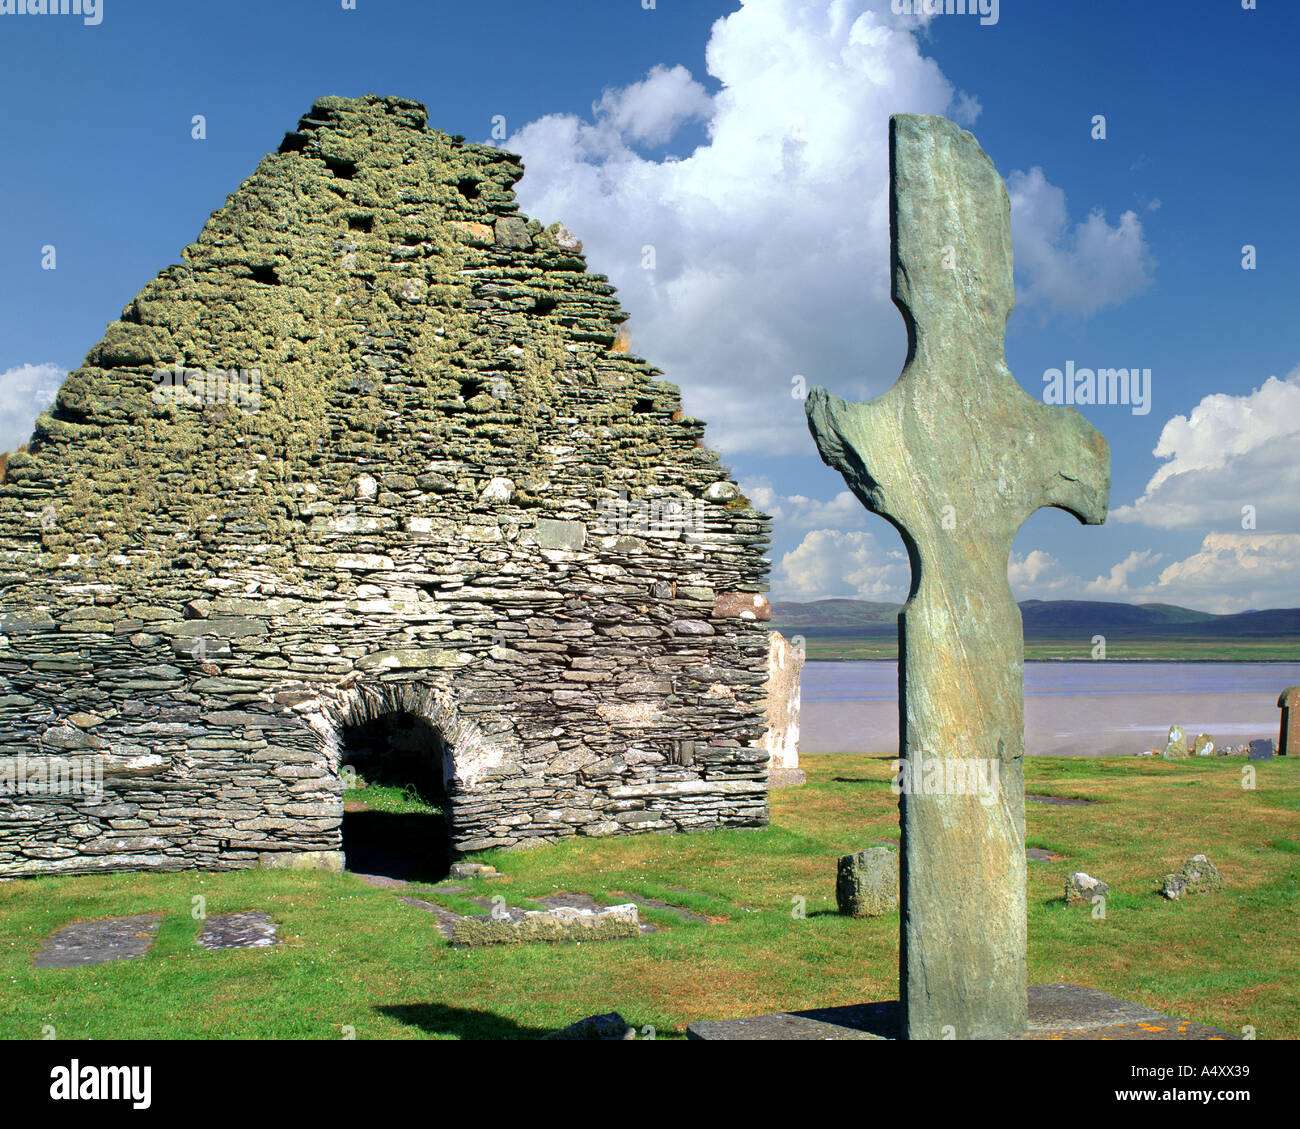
left=0, top=95, right=774, bottom=876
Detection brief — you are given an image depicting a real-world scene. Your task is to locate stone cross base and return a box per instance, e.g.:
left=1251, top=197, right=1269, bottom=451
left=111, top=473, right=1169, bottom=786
left=686, top=985, right=1238, bottom=1040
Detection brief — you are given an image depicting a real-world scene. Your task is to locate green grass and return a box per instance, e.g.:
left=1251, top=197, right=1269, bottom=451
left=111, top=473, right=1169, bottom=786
left=344, top=778, right=441, bottom=816
left=1, top=753, right=1297, bottom=1040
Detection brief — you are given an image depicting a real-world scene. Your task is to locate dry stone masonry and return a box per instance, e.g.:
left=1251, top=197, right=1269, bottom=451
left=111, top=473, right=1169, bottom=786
left=0, top=94, right=777, bottom=878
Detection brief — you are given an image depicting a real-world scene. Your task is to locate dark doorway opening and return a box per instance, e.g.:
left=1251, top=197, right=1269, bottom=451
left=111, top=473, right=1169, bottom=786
left=340, top=711, right=453, bottom=883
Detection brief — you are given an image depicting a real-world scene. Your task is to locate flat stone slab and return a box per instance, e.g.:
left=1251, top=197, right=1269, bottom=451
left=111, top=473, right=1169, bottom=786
left=451, top=902, right=641, bottom=947
left=612, top=892, right=713, bottom=925
left=689, top=1001, right=896, bottom=1041
left=1026, top=847, right=1065, bottom=862
left=539, top=890, right=714, bottom=929
left=400, top=896, right=464, bottom=940
left=352, top=872, right=410, bottom=890
left=536, top=892, right=656, bottom=934
left=33, top=914, right=163, bottom=969
left=769, top=769, right=807, bottom=788
left=402, top=893, right=651, bottom=944
left=196, top=911, right=279, bottom=951
left=1027, top=794, right=1095, bottom=806
left=687, top=985, right=1238, bottom=1041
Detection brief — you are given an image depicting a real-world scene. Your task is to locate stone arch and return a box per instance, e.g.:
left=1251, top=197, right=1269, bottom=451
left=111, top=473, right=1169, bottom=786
left=294, top=677, right=505, bottom=794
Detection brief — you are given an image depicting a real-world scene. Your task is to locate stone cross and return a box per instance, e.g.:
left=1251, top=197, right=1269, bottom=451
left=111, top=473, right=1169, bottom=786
left=805, top=115, right=1110, bottom=1039
left=1278, top=687, right=1298, bottom=756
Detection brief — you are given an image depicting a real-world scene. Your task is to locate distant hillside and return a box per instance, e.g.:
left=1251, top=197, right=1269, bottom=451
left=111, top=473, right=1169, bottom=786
left=770, top=598, right=899, bottom=628
left=772, top=598, right=1300, bottom=641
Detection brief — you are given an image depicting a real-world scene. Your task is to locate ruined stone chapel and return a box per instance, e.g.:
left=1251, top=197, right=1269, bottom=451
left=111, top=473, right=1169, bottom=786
left=0, top=95, right=786, bottom=878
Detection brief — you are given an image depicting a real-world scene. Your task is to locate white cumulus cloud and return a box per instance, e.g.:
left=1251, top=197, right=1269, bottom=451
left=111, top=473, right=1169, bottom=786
left=1007, top=166, right=1156, bottom=319
left=740, top=478, right=869, bottom=531
left=1083, top=549, right=1162, bottom=597
left=1113, top=364, right=1300, bottom=532
left=593, top=64, right=713, bottom=146
left=1006, top=548, right=1068, bottom=592
left=775, top=527, right=910, bottom=602
left=1005, top=538, right=1297, bottom=613
left=1006, top=548, right=1166, bottom=602
left=0, top=363, right=64, bottom=454
left=1151, top=533, right=1300, bottom=613
left=506, top=0, right=1142, bottom=458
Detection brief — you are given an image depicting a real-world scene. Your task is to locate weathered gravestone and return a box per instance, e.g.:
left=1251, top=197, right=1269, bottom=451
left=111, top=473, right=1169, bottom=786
left=1248, top=739, right=1274, bottom=762
left=805, top=114, right=1110, bottom=1039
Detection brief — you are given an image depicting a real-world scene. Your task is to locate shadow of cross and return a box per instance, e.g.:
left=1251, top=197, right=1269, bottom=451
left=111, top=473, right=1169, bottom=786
left=805, top=114, right=1110, bottom=1041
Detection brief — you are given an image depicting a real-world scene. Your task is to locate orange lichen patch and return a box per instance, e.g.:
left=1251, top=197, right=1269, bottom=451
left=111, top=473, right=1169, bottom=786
left=611, top=325, right=633, bottom=353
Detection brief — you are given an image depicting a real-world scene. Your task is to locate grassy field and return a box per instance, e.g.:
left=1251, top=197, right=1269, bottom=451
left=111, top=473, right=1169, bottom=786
left=1, top=753, right=1297, bottom=1040
left=793, top=634, right=1300, bottom=662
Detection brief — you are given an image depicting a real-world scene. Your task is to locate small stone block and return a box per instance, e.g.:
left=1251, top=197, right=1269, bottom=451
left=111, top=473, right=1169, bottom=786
left=769, top=768, right=806, bottom=788
left=543, top=1012, right=636, bottom=1040
left=836, top=847, right=898, bottom=917
left=1064, top=872, right=1108, bottom=905
left=258, top=850, right=344, bottom=872
left=1160, top=854, right=1224, bottom=900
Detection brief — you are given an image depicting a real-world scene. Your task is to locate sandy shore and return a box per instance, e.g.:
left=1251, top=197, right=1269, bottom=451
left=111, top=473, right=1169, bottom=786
left=800, top=692, right=1283, bottom=757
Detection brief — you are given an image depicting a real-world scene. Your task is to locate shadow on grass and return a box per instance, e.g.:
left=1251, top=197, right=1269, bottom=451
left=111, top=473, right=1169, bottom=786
left=805, top=908, right=898, bottom=921
left=376, top=1003, right=554, bottom=1040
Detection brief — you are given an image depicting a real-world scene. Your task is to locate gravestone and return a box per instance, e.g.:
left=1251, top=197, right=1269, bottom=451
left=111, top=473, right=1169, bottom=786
left=33, top=914, right=163, bottom=969
left=1278, top=687, right=1299, bottom=756
left=805, top=114, right=1110, bottom=1039
left=1248, top=739, right=1274, bottom=762
left=196, top=911, right=279, bottom=951
left=1162, top=725, right=1189, bottom=759
left=1160, top=853, right=1224, bottom=899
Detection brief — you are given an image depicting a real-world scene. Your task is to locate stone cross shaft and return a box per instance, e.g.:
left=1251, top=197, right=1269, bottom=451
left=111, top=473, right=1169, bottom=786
left=805, top=115, right=1110, bottom=1039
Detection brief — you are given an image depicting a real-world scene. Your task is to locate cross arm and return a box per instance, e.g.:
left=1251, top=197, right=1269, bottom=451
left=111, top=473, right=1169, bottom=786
left=1023, top=397, right=1111, bottom=527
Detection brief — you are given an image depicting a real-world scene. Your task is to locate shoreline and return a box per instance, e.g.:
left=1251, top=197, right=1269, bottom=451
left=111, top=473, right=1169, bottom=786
left=799, top=689, right=1287, bottom=758
left=799, top=656, right=1300, bottom=665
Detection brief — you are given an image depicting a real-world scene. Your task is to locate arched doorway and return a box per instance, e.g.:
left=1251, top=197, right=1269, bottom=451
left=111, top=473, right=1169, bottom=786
left=340, top=710, right=453, bottom=882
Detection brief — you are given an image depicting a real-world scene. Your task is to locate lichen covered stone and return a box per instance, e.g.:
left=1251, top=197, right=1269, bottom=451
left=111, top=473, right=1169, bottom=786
left=0, top=95, right=775, bottom=877
left=836, top=847, right=899, bottom=917
left=1160, top=854, right=1224, bottom=900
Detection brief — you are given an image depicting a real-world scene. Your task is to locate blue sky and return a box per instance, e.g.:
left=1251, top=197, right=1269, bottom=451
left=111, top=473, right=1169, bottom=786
left=2, top=0, right=1297, bottom=612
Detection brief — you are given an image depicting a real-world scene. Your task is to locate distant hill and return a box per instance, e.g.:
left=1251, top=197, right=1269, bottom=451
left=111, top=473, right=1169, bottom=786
left=772, top=598, right=1300, bottom=640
